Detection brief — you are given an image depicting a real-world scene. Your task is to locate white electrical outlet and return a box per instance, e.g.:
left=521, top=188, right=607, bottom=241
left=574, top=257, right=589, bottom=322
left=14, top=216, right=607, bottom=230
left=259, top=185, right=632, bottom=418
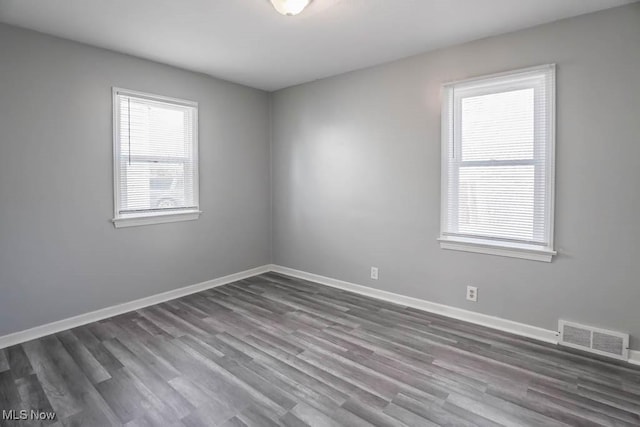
left=370, top=267, right=379, bottom=280
left=466, top=286, right=478, bottom=302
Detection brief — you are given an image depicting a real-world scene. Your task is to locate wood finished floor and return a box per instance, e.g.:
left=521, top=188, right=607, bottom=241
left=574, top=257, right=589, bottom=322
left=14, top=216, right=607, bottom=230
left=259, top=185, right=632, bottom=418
left=1, top=273, right=640, bottom=427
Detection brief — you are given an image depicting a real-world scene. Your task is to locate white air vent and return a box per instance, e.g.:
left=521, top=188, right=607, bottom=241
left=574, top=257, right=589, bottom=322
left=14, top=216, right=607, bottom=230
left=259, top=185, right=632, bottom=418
left=559, top=320, right=629, bottom=361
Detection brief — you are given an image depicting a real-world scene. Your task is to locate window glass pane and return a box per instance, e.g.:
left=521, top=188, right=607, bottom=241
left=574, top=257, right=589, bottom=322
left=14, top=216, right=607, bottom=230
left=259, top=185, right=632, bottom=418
left=120, top=161, right=187, bottom=212
left=457, top=165, right=535, bottom=241
left=120, top=100, right=189, bottom=159
left=461, top=88, right=534, bottom=162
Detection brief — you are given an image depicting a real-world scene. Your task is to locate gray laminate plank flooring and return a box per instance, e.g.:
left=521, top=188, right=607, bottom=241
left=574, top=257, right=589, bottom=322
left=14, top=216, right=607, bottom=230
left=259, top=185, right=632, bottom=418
left=1, top=272, right=639, bottom=426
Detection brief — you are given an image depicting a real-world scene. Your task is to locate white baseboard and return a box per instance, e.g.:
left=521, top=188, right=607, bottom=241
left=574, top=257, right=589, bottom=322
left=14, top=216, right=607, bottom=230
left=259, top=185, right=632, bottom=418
left=2, top=263, right=637, bottom=367
left=0, top=265, right=271, bottom=350
left=271, top=265, right=560, bottom=344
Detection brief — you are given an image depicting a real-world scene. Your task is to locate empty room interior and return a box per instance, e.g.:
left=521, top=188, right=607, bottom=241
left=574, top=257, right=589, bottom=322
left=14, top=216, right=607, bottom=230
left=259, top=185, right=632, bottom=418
left=1, top=0, right=640, bottom=425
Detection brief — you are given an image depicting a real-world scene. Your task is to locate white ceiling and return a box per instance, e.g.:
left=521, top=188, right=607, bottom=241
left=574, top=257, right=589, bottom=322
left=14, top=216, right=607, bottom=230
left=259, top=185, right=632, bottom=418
left=0, top=0, right=635, bottom=91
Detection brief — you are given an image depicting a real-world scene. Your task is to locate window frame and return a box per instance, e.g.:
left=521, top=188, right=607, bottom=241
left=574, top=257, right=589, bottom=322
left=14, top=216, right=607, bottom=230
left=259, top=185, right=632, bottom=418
left=439, top=65, right=556, bottom=262
left=112, top=87, right=201, bottom=228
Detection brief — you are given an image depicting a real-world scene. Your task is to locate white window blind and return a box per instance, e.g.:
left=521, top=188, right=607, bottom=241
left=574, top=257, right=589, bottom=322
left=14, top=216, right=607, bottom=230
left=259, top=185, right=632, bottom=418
left=440, top=65, right=556, bottom=261
left=112, top=88, right=200, bottom=228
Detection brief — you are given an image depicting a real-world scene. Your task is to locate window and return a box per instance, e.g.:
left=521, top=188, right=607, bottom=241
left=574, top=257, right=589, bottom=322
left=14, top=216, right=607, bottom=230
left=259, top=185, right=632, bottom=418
left=439, top=65, right=556, bottom=262
left=112, top=88, right=200, bottom=228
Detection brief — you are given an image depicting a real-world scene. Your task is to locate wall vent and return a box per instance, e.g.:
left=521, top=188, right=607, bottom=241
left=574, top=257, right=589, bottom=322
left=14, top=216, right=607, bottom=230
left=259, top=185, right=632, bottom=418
left=559, top=320, right=629, bottom=361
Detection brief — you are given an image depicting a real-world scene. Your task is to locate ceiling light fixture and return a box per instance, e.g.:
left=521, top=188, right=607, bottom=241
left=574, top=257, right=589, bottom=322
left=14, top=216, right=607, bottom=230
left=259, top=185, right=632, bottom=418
left=270, top=0, right=312, bottom=16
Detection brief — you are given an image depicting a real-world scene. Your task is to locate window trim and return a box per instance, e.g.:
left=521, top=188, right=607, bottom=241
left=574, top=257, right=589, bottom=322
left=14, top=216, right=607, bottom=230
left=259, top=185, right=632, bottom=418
left=439, top=64, right=556, bottom=262
left=112, top=87, right=200, bottom=228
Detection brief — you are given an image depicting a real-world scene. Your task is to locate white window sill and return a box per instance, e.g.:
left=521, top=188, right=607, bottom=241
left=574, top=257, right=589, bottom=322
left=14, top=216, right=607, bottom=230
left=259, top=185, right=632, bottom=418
left=112, top=210, right=202, bottom=228
left=438, top=236, right=556, bottom=262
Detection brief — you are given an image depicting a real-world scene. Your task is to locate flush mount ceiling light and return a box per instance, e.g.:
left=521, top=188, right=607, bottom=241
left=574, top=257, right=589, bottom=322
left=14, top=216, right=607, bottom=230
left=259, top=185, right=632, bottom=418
left=270, top=0, right=312, bottom=16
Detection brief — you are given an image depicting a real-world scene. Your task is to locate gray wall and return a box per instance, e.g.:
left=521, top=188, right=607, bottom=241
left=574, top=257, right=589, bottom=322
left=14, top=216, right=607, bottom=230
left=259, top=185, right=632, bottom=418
left=0, top=24, right=271, bottom=336
left=271, top=4, right=640, bottom=349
